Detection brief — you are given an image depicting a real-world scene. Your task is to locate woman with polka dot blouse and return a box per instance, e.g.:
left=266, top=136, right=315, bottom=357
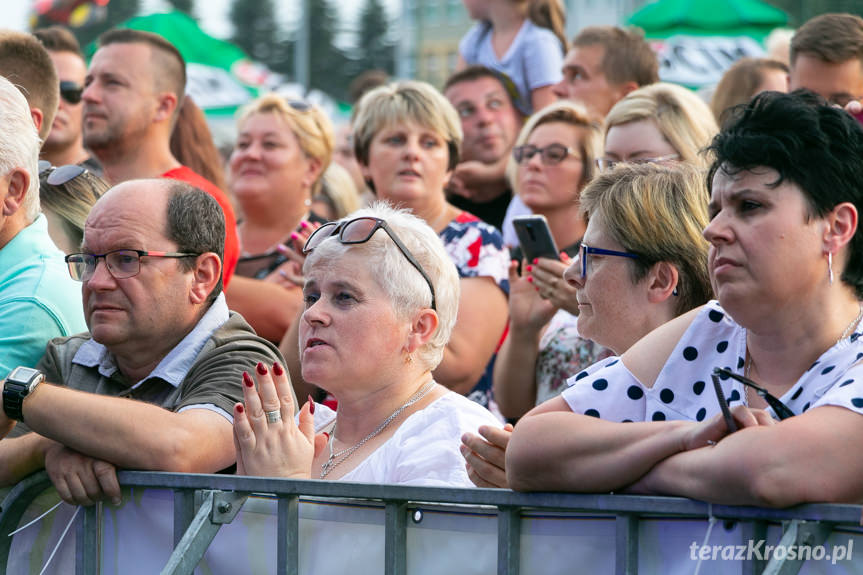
left=508, top=91, right=863, bottom=507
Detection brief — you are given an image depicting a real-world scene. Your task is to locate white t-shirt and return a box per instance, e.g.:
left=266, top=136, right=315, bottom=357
left=309, top=391, right=502, bottom=487
left=459, top=20, right=564, bottom=115
left=561, top=300, right=863, bottom=423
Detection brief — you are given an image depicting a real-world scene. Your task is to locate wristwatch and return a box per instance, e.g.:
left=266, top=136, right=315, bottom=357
left=2, top=367, right=44, bottom=422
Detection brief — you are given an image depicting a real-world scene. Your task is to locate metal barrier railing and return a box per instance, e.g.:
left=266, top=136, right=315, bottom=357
left=1, top=470, right=862, bottom=575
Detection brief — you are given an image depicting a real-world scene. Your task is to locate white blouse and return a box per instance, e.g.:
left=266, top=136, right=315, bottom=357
left=308, top=391, right=502, bottom=487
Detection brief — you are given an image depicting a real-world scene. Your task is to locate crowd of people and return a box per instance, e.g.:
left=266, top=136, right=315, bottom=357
left=0, top=7, right=862, bottom=519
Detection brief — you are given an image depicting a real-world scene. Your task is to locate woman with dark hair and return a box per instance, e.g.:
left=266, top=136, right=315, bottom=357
left=508, top=91, right=863, bottom=507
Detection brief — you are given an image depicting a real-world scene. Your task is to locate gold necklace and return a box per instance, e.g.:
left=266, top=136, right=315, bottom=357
left=744, top=302, right=863, bottom=406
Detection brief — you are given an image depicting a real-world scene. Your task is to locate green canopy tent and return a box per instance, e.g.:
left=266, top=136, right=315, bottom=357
left=627, top=0, right=789, bottom=87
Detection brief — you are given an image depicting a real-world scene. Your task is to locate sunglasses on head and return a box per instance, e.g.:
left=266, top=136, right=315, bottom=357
left=39, top=161, right=88, bottom=186
left=286, top=99, right=311, bottom=112
left=303, top=216, right=437, bottom=311
left=60, top=81, right=83, bottom=105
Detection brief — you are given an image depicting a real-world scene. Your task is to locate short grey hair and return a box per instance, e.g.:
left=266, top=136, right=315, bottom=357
left=0, top=75, right=40, bottom=222
left=303, top=202, right=460, bottom=371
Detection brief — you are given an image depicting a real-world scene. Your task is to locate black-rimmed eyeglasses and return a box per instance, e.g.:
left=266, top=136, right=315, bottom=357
left=577, top=243, right=640, bottom=278
left=512, top=143, right=580, bottom=165
left=303, top=216, right=437, bottom=311
left=65, top=249, right=200, bottom=282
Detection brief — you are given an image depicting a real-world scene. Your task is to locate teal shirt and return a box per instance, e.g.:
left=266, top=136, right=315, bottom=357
left=0, top=215, right=86, bottom=374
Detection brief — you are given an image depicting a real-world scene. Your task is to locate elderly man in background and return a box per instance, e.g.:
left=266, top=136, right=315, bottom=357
left=0, top=179, right=285, bottom=506
left=0, top=75, right=85, bottom=376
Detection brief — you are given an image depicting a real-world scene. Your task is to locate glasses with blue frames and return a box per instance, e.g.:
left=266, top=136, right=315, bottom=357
left=578, top=243, right=640, bottom=278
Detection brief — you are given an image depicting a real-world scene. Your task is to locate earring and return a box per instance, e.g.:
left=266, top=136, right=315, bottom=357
left=672, top=287, right=679, bottom=296
left=405, top=354, right=413, bottom=364
left=304, top=198, right=312, bottom=207
left=828, top=252, right=834, bottom=285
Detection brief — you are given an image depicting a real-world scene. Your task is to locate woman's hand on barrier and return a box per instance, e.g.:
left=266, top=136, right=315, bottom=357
left=527, top=255, right=579, bottom=316
left=683, top=404, right=776, bottom=451
left=508, top=260, right=557, bottom=332
left=460, top=423, right=513, bottom=488
left=233, top=362, right=322, bottom=478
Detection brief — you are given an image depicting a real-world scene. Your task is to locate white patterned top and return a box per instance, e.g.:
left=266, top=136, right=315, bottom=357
left=560, top=300, right=863, bottom=423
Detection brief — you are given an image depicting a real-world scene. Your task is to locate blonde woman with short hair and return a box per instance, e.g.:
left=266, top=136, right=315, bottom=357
left=226, top=95, right=334, bottom=343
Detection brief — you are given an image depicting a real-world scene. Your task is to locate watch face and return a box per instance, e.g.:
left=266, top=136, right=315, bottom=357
left=9, top=367, right=39, bottom=382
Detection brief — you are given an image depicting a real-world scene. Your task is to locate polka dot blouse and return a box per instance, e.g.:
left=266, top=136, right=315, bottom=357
left=561, top=300, right=863, bottom=423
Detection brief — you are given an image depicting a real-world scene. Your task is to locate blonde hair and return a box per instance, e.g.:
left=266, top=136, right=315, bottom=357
left=304, top=202, right=460, bottom=371
left=353, top=81, right=463, bottom=172
left=580, top=163, right=712, bottom=315
left=40, top=169, right=109, bottom=251
left=507, top=100, right=603, bottom=197
left=236, top=94, right=334, bottom=195
left=605, top=83, right=718, bottom=170
left=316, top=162, right=362, bottom=220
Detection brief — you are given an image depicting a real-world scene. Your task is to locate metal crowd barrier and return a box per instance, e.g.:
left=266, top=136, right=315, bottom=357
left=0, top=470, right=861, bottom=575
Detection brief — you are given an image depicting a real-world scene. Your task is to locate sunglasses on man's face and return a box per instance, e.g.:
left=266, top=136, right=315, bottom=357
left=303, top=216, right=437, bottom=311
left=60, top=81, right=83, bottom=105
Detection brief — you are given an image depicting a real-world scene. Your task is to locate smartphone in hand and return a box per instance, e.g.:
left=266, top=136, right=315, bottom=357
left=513, top=215, right=559, bottom=262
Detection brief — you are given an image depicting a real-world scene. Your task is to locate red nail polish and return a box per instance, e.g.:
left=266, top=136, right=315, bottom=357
left=526, top=277, right=533, bottom=283
left=290, top=232, right=300, bottom=240
left=532, top=258, right=538, bottom=264
left=525, top=265, right=532, bottom=272
left=308, top=395, right=315, bottom=414
left=535, top=286, right=540, bottom=291
left=236, top=403, right=244, bottom=413
left=256, top=362, right=267, bottom=375
left=242, top=372, right=254, bottom=387
left=273, top=361, right=284, bottom=376
left=300, top=220, right=310, bottom=229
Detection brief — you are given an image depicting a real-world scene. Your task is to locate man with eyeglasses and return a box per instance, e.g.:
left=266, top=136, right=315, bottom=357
left=33, top=26, right=102, bottom=174
left=82, top=29, right=239, bottom=287
left=0, top=76, right=86, bottom=379
left=0, top=30, right=58, bottom=142
left=0, top=179, right=285, bottom=506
